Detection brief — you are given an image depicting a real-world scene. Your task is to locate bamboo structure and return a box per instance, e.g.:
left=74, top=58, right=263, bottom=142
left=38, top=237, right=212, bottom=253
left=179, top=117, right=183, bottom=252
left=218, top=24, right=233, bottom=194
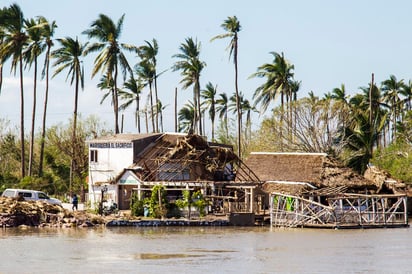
left=270, top=192, right=408, bottom=228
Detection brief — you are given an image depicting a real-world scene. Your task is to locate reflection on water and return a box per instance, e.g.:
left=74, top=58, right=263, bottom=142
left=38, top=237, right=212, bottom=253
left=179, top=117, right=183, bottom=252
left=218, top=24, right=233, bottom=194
left=1, top=225, right=412, bottom=273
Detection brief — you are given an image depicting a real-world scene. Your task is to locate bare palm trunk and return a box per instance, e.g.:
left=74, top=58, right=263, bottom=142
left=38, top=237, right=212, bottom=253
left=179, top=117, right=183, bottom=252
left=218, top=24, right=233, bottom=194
left=154, top=75, right=159, bottom=132
left=39, top=46, right=51, bottom=176
left=175, top=87, right=178, bottom=133
left=114, top=67, right=120, bottom=134
left=70, top=73, right=80, bottom=196
left=28, top=57, right=38, bottom=176
left=136, top=98, right=141, bottom=133
left=196, top=80, right=202, bottom=135
left=234, top=39, right=241, bottom=158
left=19, top=55, right=25, bottom=178
left=149, top=82, right=155, bottom=132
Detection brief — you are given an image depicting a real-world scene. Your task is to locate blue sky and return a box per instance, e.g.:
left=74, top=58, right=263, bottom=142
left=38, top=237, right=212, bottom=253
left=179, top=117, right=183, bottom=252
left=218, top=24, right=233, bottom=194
left=1, top=0, right=412, bottom=136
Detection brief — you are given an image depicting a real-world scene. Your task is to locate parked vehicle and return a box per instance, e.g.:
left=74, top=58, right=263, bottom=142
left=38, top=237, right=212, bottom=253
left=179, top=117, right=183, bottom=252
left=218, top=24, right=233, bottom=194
left=1, top=189, right=62, bottom=206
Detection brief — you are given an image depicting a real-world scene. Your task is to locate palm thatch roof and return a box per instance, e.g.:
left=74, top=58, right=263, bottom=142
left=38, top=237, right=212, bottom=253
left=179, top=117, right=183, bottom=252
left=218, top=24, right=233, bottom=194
left=240, top=152, right=403, bottom=195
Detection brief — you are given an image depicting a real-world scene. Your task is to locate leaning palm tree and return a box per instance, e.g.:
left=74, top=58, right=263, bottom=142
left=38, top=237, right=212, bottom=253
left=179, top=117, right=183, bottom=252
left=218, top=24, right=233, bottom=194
left=211, top=15, right=242, bottom=157
left=172, top=37, right=205, bottom=135
left=119, top=76, right=143, bottom=133
left=83, top=14, right=136, bottom=134
left=0, top=4, right=29, bottom=177
left=51, top=36, right=86, bottom=194
left=38, top=16, right=57, bottom=176
left=201, top=82, right=217, bottom=141
left=24, top=17, right=46, bottom=176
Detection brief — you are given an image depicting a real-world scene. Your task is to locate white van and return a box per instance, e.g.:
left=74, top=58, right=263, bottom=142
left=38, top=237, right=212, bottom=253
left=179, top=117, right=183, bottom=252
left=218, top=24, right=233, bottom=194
left=1, top=189, right=62, bottom=206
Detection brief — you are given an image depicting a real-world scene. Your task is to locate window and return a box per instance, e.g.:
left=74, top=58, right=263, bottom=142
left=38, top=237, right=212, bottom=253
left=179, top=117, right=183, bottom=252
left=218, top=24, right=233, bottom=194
left=90, top=150, right=98, bottom=163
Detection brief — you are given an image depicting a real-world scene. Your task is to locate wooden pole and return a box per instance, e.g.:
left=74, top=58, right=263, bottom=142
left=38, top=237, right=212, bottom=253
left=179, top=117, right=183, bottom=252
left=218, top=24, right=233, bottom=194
left=175, top=87, right=178, bottom=132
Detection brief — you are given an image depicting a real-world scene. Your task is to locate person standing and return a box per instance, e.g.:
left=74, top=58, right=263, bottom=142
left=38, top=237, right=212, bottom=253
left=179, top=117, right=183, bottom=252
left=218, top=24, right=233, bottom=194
left=72, top=194, right=78, bottom=211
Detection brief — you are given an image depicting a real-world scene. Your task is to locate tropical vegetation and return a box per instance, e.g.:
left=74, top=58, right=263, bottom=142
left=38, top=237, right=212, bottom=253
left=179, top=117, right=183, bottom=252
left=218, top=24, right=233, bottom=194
left=0, top=4, right=411, bottom=201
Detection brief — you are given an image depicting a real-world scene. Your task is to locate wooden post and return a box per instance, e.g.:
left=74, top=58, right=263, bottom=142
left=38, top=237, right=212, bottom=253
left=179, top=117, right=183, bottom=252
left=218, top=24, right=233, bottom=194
left=174, top=87, right=178, bottom=133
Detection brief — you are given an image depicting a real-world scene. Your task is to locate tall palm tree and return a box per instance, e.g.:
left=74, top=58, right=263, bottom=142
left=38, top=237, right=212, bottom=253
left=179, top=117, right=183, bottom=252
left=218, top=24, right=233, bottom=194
left=0, top=4, right=29, bottom=177
left=52, top=36, right=86, bottom=194
left=201, top=82, right=217, bottom=141
left=135, top=60, right=155, bottom=132
left=83, top=14, right=136, bottom=134
left=172, top=37, right=205, bottom=135
left=38, top=16, right=57, bottom=176
left=119, top=76, right=143, bottom=133
left=211, top=16, right=242, bottom=157
left=24, top=17, right=46, bottom=176
left=216, top=92, right=229, bottom=139
left=137, top=39, right=160, bottom=131
left=381, top=75, right=405, bottom=143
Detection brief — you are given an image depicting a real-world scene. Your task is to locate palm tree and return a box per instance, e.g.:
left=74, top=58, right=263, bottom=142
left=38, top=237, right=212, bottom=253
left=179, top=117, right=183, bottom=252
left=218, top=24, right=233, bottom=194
left=201, top=82, right=217, bottom=141
left=211, top=16, right=242, bottom=157
left=52, top=36, right=86, bottom=194
left=0, top=4, right=29, bottom=177
left=172, top=37, right=205, bottom=135
left=119, top=76, right=143, bottom=132
left=24, top=17, right=46, bottom=176
left=137, top=39, right=160, bottom=131
left=216, top=92, right=229, bottom=139
left=135, top=60, right=155, bottom=132
left=178, top=101, right=195, bottom=133
left=251, top=52, right=295, bottom=144
left=83, top=14, right=136, bottom=134
left=400, top=80, right=412, bottom=111
left=381, top=75, right=405, bottom=143
left=38, top=16, right=57, bottom=176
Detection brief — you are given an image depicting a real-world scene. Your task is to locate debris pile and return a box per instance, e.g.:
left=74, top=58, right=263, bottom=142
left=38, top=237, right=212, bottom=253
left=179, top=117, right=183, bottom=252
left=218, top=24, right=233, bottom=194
left=0, top=197, right=106, bottom=228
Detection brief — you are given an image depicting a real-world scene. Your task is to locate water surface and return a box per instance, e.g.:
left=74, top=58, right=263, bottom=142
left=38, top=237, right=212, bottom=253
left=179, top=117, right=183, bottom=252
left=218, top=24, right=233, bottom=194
left=1, top=225, right=411, bottom=273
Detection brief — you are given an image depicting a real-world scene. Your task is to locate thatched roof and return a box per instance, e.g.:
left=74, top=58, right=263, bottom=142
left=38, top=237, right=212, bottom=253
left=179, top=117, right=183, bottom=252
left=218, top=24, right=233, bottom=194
left=364, top=165, right=406, bottom=194
left=240, top=152, right=390, bottom=194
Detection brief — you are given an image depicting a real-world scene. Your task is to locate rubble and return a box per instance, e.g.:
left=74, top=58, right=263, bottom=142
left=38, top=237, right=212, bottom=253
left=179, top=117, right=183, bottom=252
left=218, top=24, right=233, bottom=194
left=0, top=197, right=106, bottom=228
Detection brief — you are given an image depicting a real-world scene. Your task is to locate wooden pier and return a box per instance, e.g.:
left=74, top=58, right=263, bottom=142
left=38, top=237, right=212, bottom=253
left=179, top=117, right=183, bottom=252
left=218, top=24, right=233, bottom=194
left=269, top=192, right=409, bottom=229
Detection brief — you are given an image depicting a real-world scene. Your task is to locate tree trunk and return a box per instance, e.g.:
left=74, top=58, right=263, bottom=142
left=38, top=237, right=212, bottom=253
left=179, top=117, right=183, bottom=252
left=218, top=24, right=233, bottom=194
left=19, top=55, right=25, bottom=178
left=39, top=46, right=51, bottom=177
left=28, top=57, right=38, bottom=176
left=175, top=87, right=178, bottom=133
left=234, top=39, right=241, bottom=158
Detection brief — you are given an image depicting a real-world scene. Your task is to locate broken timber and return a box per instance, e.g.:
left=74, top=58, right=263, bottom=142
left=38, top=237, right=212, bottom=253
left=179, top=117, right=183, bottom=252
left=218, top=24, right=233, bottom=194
left=270, top=192, right=408, bottom=229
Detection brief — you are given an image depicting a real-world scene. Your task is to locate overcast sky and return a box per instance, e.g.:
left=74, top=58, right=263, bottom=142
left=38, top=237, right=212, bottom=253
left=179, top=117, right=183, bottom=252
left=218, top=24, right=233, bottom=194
left=1, top=0, right=412, bottom=137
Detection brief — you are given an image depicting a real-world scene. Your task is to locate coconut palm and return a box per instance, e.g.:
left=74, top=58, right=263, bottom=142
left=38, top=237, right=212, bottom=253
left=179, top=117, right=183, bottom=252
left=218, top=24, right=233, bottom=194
left=119, top=76, right=143, bottom=132
left=381, top=75, right=405, bottom=143
left=135, top=59, right=156, bottom=132
left=172, top=37, right=205, bottom=135
left=400, top=80, right=412, bottom=112
left=0, top=3, right=29, bottom=177
left=137, top=39, right=160, bottom=131
left=178, top=101, right=195, bottom=133
left=52, top=36, right=86, bottom=194
left=38, top=16, right=57, bottom=176
left=201, top=82, right=217, bottom=141
left=211, top=16, right=242, bottom=157
left=24, top=17, right=46, bottom=176
left=83, top=14, right=136, bottom=134
left=216, top=92, right=229, bottom=139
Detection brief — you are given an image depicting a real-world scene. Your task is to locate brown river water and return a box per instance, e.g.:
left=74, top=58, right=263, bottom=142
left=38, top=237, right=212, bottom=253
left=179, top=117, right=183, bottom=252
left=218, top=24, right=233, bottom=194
left=1, top=225, right=412, bottom=273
